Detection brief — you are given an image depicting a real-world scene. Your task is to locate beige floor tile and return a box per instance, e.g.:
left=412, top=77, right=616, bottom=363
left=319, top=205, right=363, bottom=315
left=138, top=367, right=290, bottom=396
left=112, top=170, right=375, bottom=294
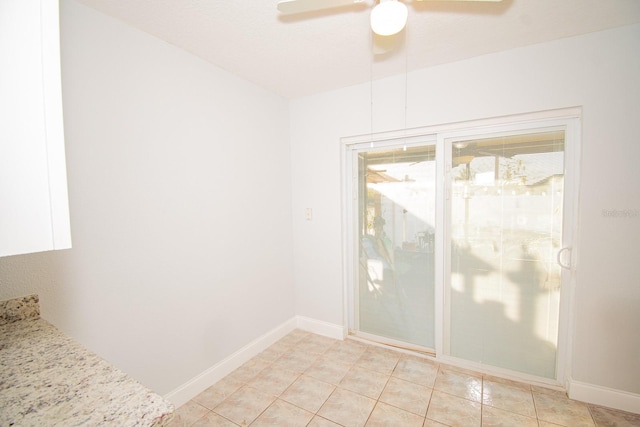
left=248, top=365, right=300, bottom=396
left=443, top=365, right=483, bottom=378
left=192, top=376, right=243, bottom=410
left=339, top=366, right=390, bottom=399
left=273, top=349, right=318, bottom=373
left=256, top=342, right=290, bottom=363
left=212, top=385, right=276, bottom=426
left=426, top=390, right=481, bottom=427
left=533, top=391, right=595, bottom=426
left=365, top=401, right=425, bottom=427
left=250, top=399, right=314, bottom=427
left=225, top=357, right=271, bottom=384
left=538, top=422, right=566, bottom=427
left=277, top=330, right=312, bottom=347
left=531, top=384, right=567, bottom=397
left=168, top=400, right=209, bottom=426
left=280, top=374, right=335, bottom=413
left=379, top=376, right=432, bottom=416
left=305, top=356, right=353, bottom=385
left=423, top=419, right=450, bottom=427
left=355, top=346, right=401, bottom=375
left=323, top=340, right=368, bottom=364
left=481, top=377, right=536, bottom=418
left=191, top=412, right=239, bottom=427
left=433, top=367, right=482, bottom=403
left=588, top=404, right=640, bottom=427
left=482, top=374, right=531, bottom=391
left=317, top=387, right=376, bottom=427
left=296, top=334, right=338, bottom=355
left=308, top=415, right=343, bottom=427
left=481, top=405, right=538, bottom=427
left=393, top=355, right=439, bottom=388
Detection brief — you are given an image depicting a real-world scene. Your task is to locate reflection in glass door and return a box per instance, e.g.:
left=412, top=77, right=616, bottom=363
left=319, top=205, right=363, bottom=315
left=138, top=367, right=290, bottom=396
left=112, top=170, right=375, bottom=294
left=446, top=130, right=566, bottom=378
left=355, top=143, right=436, bottom=349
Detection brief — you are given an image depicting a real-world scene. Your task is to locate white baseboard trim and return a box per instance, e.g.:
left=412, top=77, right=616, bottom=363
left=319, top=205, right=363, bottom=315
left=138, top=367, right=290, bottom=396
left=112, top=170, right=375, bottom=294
left=569, top=379, right=640, bottom=414
left=165, top=316, right=640, bottom=417
left=295, top=315, right=346, bottom=340
left=164, top=317, right=298, bottom=407
left=163, top=316, right=347, bottom=407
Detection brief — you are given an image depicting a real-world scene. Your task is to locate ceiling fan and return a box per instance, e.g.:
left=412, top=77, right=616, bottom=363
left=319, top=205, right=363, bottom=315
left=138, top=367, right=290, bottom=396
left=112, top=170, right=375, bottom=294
left=278, top=0, right=503, bottom=38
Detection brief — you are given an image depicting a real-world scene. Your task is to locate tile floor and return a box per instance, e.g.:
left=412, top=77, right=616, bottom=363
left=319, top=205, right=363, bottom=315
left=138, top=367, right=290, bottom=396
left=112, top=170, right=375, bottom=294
left=168, top=329, right=640, bottom=427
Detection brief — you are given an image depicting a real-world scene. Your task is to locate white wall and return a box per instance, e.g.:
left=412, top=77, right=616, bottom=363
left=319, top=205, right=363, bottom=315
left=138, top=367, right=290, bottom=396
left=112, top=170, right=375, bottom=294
left=290, top=24, right=640, bottom=398
left=0, top=0, right=294, bottom=395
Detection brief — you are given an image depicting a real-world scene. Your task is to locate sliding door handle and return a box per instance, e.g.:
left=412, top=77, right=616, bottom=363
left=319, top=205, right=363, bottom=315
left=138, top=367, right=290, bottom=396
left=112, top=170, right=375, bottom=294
left=557, top=247, right=572, bottom=270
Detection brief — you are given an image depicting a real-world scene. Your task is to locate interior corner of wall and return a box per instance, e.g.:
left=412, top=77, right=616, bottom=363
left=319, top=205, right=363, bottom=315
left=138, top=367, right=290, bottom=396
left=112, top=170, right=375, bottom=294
left=295, top=315, right=346, bottom=340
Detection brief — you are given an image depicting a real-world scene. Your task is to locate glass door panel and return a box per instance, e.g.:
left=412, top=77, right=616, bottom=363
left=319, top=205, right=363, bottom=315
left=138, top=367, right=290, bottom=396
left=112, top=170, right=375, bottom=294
left=446, top=130, right=565, bottom=378
left=356, top=144, right=436, bottom=349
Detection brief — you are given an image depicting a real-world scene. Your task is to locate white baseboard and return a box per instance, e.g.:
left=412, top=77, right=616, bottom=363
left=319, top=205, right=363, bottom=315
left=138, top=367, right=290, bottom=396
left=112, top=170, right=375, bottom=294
left=164, top=317, right=297, bottom=407
left=569, top=379, right=640, bottom=414
left=295, top=315, right=346, bottom=340
left=165, top=317, right=640, bottom=417
left=163, top=316, right=346, bottom=407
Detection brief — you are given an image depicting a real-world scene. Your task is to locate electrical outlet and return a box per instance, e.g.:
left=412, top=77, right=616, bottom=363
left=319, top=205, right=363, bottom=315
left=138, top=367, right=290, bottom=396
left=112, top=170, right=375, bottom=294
left=305, top=208, right=313, bottom=221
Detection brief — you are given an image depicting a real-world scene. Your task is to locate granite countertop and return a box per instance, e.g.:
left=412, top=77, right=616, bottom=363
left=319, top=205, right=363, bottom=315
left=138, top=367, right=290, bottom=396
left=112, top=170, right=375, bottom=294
left=0, top=295, right=174, bottom=426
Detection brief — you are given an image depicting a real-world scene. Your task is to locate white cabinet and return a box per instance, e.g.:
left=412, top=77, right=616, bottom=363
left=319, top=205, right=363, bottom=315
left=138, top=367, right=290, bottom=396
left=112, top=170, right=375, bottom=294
left=0, top=0, right=71, bottom=257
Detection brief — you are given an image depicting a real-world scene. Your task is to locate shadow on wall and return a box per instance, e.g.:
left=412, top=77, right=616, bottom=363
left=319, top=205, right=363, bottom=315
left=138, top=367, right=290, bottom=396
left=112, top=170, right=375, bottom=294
left=0, top=250, right=77, bottom=330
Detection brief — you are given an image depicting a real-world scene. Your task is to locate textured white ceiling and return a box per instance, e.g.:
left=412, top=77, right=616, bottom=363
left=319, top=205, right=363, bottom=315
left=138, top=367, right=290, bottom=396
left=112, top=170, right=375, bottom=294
left=74, top=0, right=640, bottom=99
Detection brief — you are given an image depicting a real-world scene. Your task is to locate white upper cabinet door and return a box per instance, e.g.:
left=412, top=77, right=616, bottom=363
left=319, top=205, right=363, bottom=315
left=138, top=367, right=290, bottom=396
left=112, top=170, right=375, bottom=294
left=0, top=0, right=71, bottom=257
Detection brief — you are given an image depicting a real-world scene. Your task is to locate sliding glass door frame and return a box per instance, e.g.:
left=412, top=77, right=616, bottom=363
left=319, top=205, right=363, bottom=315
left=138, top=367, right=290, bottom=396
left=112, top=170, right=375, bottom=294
left=341, top=108, right=581, bottom=388
left=438, top=114, right=581, bottom=387
left=342, top=133, right=438, bottom=354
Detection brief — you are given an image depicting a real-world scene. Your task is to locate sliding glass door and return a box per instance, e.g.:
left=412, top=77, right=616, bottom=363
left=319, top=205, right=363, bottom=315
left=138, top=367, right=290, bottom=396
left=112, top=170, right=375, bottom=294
left=444, top=128, right=568, bottom=379
left=344, top=111, right=578, bottom=383
left=351, top=140, right=437, bottom=350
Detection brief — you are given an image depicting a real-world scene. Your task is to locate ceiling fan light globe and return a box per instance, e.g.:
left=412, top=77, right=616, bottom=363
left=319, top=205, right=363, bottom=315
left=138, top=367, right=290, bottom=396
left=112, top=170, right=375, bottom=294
left=370, top=0, right=408, bottom=36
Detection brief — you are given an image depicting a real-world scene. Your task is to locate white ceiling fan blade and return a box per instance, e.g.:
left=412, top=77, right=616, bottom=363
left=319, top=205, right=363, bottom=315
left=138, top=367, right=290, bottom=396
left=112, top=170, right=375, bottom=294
left=277, top=0, right=365, bottom=15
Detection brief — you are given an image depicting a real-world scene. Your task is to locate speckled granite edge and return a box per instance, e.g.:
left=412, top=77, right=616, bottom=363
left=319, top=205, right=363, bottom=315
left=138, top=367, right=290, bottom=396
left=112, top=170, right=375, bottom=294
left=0, top=294, right=40, bottom=326
left=0, top=315, right=174, bottom=426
